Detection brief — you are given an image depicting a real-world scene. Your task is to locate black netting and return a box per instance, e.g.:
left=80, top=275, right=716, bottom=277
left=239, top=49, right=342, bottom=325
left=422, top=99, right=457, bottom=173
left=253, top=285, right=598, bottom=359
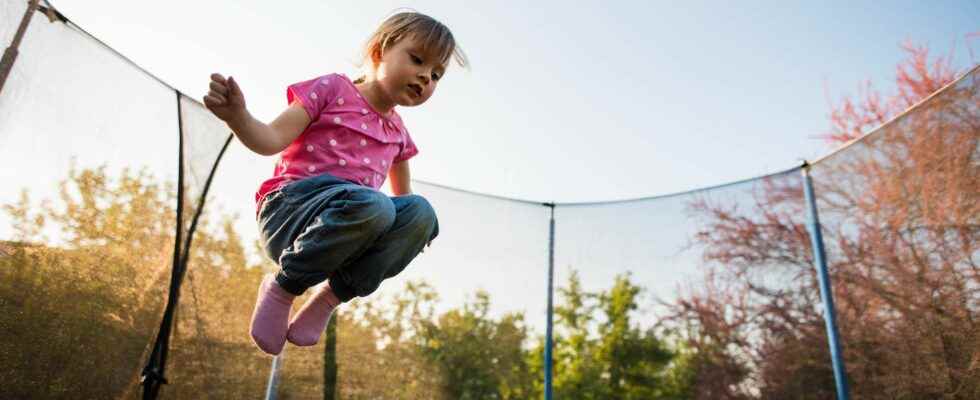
left=553, top=168, right=817, bottom=397
left=328, top=182, right=550, bottom=399
left=2, top=2, right=977, bottom=399
left=0, top=2, right=177, bottom=398
left=808, top=65, right=980, bottom=397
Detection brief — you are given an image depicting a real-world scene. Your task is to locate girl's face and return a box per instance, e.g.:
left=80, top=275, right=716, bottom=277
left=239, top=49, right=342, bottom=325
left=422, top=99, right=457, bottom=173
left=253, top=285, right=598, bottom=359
left=374, top=36, right=447, bottom=107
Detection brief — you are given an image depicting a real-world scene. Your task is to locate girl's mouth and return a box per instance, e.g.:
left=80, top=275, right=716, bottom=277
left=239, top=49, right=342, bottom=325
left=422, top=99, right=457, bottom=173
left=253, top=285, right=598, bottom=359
left=407, top=84, right=422, bottom=98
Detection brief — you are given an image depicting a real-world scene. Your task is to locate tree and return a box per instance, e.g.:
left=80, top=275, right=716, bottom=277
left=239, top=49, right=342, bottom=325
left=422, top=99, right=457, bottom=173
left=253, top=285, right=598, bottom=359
left=333, top=281, right=448, bottom=399
left=544, top=270, right=690, bottom=399
left=666, top=43, right=979, bottom=398
left=812, top=43, right=978, bottom=398
left=595, top=274, right=676, bottom=399
left=1, top=165, right=177, bottom=399
left=415, top=290, right=534, bottom=400
left=0, top=164, right=303, bottom=399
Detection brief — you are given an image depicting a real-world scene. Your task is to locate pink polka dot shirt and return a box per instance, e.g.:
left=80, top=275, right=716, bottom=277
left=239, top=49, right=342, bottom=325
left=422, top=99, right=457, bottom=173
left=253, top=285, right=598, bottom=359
left=255, top=74, right=419, bottom=209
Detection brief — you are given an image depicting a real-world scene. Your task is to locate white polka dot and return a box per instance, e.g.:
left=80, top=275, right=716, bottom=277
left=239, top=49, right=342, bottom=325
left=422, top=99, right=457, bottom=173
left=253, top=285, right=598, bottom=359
left=361, top=123, right=368, bottom=130
left=320, top=78, right=330, bottom=85
left=333, top=117, right=341, bottom=124
left=337, top=98, right=345, bottom=105
left=306, top=144, right=314, bottom=152
left=356, top=93, right=362, bottom=98
left=307, top=165, right=315, bottom=172
left=309, top=92, right=318, bottom=100
left=363, top=157, right=371, bottom=164
left=329, top=139, right=337, bottom=146
left=360, top=139, right=367, bottom=146
left=381, top=160, right=386, bottom=166
left=339, top=159, right=347, bottom=166
left=361, top=109, right=368, bottom=115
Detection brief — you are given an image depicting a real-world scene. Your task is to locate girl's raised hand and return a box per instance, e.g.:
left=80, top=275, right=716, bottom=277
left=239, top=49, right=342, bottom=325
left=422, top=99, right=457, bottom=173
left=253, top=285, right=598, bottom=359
left=203, top=73, right=248, bottom=124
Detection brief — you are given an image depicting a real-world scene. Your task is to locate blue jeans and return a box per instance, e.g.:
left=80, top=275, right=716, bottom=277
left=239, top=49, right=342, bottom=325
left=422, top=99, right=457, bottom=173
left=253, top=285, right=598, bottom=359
left=257, top=173, right=438, bottom=301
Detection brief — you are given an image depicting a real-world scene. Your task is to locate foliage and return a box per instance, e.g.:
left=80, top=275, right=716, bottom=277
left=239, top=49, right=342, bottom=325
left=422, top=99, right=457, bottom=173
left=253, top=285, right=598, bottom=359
left=665, top=44, right=979, bottom=398
left=0, top=165, right=324, bottom=399
left=542, top=271, right=689, bottom=399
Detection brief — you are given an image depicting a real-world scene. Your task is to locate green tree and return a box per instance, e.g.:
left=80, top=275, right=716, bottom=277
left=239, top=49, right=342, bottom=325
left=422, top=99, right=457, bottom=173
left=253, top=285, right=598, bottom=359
left=552, top=270, right=604, bottom=398
left=595, top=274, right=675, bottom=399
left=1, top=165, right=177, bottom=399
left=415, top=290, right=534, bottom=400
left=0, top=164, right=292, bottom=399
left=335, top=281, right=448, bottom=399
left=542, top=270, right=692, bottom=399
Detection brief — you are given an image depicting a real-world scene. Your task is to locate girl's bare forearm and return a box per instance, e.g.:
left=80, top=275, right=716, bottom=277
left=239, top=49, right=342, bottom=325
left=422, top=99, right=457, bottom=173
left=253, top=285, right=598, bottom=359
left=227, top=112, right=286, bottom=156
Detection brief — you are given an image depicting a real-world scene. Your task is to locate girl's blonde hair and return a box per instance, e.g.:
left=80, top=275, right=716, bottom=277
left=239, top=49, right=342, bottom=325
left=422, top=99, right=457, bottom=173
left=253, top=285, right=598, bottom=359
left=362, top=11, right=468, bottom=70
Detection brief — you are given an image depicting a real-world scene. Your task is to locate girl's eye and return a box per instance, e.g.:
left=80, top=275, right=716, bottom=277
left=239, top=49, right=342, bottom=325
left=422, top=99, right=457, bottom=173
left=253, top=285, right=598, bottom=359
left=410, top=54, right=422, bottom=64
left=431, top=72, right=441, bottom=81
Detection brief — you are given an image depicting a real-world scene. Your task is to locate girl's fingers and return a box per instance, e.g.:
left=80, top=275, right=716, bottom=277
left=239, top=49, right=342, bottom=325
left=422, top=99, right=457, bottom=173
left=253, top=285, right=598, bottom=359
left=204, top=92, right=226, bottom=107
left=210, top=90, right=228, bottom=104
left=203, top=95, right=221, bottom=108
left=228, top=76, right=242, bottom=98
left=205, top=73, right=234, bottom=112
left=209, top=80, right=227, bottom=94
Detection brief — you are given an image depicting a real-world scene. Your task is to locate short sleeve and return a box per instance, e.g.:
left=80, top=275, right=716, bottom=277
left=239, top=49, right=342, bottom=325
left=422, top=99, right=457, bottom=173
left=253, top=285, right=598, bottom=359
left=286, top=74, right=340, bottom=121
left=395, top=129, right=419, bottom=163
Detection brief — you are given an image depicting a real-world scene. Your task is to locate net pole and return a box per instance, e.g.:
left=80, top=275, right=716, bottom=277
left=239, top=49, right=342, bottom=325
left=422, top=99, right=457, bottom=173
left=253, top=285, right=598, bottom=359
left=264, top=351, right=284, bottom=400
left=0, top=0, right=40, bottom=96
left=802, top=166, right=851, bottom=399
left=544, top=203, right=555, bottom=400
left=141, top=90, right=186, bottom=400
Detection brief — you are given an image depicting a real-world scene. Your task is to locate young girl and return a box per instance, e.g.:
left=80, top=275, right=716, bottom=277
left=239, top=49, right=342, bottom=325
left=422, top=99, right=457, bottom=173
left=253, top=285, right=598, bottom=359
left=203, top=12, right=467, bottom=355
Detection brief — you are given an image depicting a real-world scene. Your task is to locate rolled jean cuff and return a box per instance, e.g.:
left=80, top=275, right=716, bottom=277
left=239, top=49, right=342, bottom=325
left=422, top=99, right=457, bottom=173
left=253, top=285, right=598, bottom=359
left=274, top=271, right=308, bottom=296
left=328, top=275, right=357, bottom=303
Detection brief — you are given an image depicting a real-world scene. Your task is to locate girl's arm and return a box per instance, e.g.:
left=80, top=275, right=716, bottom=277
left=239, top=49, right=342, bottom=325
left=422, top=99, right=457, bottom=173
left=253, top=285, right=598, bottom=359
left=390, top=160, right=432, bottom=249
left=228, top=101, right=310, bottom=156
left=388, top=160, right=412, bottom=195
left=204, top=73, right=310, bottom=156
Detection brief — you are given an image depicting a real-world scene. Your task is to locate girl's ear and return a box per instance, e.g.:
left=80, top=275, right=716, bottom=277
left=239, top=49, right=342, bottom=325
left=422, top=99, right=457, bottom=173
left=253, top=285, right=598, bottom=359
left=371, top=45, right=383, bottom=68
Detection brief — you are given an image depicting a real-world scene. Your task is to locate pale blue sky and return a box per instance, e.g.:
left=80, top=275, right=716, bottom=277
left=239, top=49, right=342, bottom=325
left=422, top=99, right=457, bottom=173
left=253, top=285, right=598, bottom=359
left=35, top=0, right=979, bottom=203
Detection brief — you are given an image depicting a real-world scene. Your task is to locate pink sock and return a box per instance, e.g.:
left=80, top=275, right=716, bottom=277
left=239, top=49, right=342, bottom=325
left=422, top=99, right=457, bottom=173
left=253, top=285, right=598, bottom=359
left=249, top=274, right=296, bottom=355
left=286, top=281, right=341, bottom=346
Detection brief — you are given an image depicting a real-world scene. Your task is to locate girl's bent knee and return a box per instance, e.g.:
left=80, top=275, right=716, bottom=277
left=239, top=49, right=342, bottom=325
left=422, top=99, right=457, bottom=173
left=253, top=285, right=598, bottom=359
left=405, top=195, right=438, bottom=239
left=408, top=195, right=436, bottom=217
left=351, top=190, right=396, bottom=233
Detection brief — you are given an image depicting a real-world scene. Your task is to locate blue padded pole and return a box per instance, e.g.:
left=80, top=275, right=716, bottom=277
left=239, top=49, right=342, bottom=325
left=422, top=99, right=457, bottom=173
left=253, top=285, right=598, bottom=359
left=0, top=0, right=40, bottom=96
left=264, top=350, right=284, bottom=400
left=802, top=166, right=851, bottom=399
left=544, top=203, right=555, bottom=400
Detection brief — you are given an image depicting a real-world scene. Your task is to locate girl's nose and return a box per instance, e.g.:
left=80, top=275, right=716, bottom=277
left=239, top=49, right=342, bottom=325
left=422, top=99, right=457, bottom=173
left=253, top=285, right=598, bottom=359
left=418, top=73, right=430, bottom=85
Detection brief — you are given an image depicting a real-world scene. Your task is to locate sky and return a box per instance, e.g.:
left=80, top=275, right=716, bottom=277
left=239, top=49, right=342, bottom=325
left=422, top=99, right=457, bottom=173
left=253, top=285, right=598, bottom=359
left=21, top=0, right=979, bottom=203
left=0, top=0, right=977, bottom=326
